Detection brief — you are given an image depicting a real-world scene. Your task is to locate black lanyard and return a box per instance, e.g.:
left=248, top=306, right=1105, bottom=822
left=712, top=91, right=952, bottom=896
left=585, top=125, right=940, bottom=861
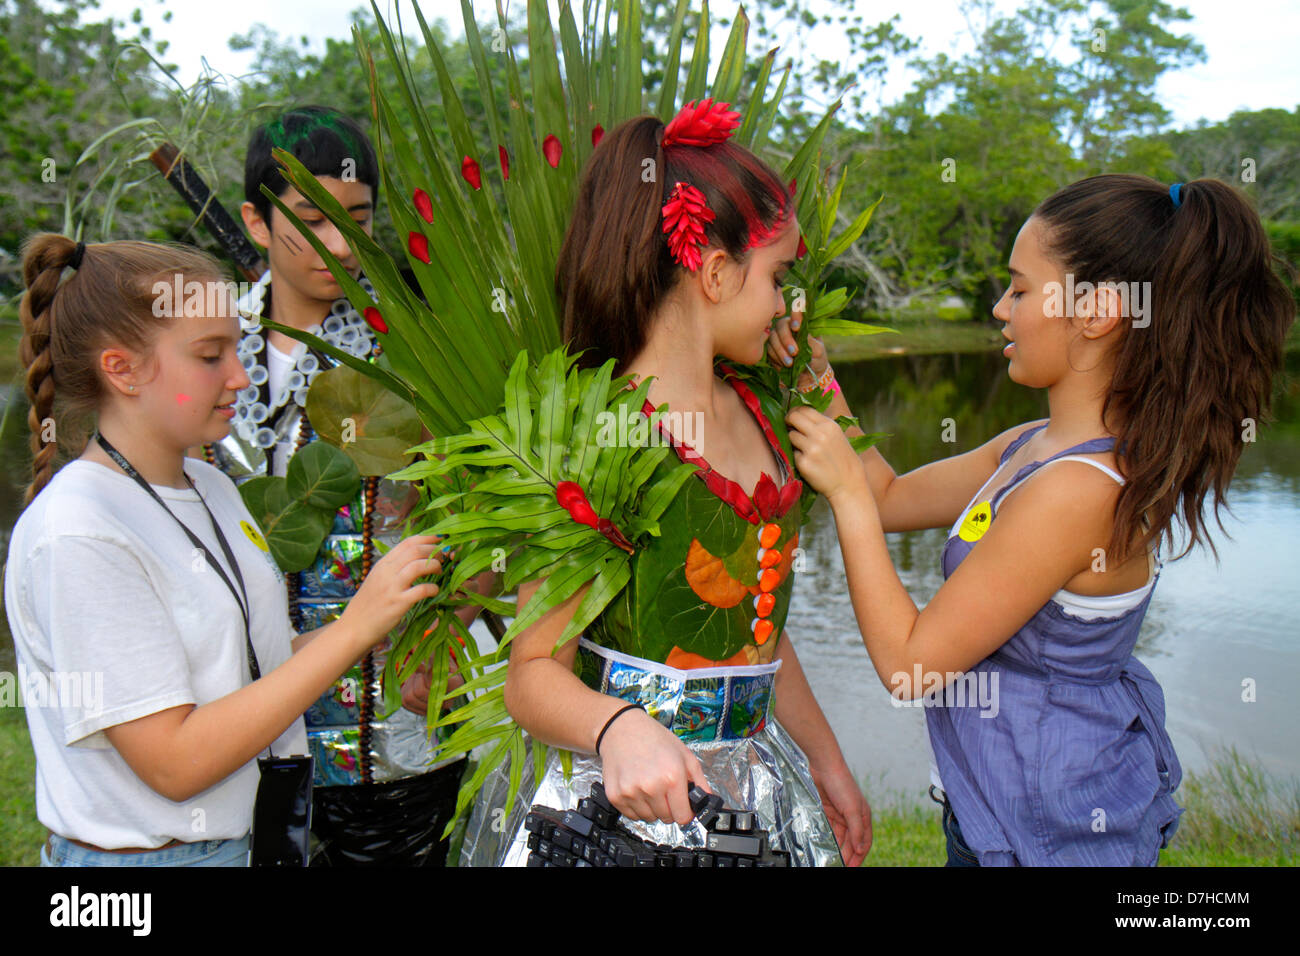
left=94, top=432, right=262, bottom=683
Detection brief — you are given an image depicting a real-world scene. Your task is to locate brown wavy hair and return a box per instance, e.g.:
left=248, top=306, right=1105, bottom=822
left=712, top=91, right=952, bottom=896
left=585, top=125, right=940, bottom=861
left=1034, top=175, right=1295, bottom=561
left=18, top=234, right=226, bottom=506
left=555, top=115, right=792, bottom=372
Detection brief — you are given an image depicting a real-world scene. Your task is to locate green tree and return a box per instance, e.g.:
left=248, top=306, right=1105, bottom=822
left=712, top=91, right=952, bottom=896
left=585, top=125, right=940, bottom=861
left=839, top=0, right=1205, bottom=315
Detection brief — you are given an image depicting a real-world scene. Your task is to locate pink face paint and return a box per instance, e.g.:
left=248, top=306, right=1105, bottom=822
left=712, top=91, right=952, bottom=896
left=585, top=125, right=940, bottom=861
left=176, top=394, right=191, bottom=404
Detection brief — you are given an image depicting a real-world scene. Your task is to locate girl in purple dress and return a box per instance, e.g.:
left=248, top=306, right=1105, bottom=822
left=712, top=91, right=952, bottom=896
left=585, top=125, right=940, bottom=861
left=778, top=175, right=1295, bottom=865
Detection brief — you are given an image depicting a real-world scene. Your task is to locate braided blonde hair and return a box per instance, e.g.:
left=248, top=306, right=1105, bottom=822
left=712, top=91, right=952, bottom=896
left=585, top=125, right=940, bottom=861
left=18, top=234, right=225, bottom=505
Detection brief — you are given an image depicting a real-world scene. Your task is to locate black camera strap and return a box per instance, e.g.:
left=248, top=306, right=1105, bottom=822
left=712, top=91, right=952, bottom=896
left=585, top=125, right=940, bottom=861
left=94, top=432, right=260, bottom=685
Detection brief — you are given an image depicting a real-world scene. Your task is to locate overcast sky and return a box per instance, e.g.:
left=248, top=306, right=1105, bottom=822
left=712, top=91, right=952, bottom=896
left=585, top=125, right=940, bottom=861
left=80, top=0, right=1300, bottom=129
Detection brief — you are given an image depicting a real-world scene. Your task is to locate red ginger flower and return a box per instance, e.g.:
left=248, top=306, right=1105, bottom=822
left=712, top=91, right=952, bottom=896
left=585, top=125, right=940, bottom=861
left=662, top=181, right=715, bottom=272
left=555, top=481, right=634, bottom=554
left=662, top=98, right=741, bottom=148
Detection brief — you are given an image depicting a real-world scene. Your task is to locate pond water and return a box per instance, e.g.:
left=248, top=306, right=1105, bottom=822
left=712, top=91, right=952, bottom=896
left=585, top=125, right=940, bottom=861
left=789, top=349, right=1300, bottom=804
left=2, top=348, right=1297, bottom=807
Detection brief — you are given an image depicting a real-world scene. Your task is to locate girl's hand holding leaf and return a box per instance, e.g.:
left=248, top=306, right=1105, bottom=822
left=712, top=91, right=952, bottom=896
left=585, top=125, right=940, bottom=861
left=766, top=310, right=828, bottom=390
left=786, top=406, right=869, bottom=505
left=341, top=534, right=444, bottom=649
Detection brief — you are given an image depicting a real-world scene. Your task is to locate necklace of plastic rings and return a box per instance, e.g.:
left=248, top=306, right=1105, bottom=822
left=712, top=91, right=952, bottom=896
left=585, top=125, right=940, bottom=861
left=230, top=275, right=378, bottom=449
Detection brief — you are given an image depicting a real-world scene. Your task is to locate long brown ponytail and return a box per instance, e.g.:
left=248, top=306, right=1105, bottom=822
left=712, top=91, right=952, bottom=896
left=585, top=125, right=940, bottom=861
left=556, top=115, right=792, bottom=372
left=1034, top=175, right=1295, bottom=561
left=17, top=234, right=225, bottom=506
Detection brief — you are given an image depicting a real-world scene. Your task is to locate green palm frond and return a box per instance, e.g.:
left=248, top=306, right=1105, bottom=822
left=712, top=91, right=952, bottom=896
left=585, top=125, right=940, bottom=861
left=263, top=0, right=890, bottom=834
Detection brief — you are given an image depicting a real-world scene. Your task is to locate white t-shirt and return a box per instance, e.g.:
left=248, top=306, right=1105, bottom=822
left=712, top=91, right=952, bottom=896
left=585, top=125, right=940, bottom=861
left=4, top=457, right=308, bottom=849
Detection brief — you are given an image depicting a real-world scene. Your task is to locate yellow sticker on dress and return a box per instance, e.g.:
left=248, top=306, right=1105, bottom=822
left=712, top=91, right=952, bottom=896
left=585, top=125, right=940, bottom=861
left=958, top=502, right=992, bottom=542
left=241, top=520, right=270, bottom=552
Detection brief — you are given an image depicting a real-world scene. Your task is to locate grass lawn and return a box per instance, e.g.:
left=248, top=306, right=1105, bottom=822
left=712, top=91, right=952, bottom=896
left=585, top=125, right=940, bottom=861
left=2, top=699, right=1293, bottom=866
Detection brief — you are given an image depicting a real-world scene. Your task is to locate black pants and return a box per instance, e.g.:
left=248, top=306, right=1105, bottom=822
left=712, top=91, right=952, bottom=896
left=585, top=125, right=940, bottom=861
left=310, top=758, right=467, bottom=867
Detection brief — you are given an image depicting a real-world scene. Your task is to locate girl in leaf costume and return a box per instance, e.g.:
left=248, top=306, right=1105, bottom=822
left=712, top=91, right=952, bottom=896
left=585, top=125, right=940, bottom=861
left=458, top=103, right=869, bottom=867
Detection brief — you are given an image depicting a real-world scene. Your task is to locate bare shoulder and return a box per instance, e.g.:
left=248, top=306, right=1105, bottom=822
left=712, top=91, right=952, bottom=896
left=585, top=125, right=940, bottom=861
left=997, top=455, right=1123, bottom=538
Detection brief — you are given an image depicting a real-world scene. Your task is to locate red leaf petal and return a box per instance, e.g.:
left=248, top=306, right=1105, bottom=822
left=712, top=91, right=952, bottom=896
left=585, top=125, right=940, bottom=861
left=461, top=155, right=482, bottom=190
left=412, top=188, right=434, bottom=224
left=752, top=473, right=779, bottom=521
left=591, top=124, right=604, bottom=147
left=542, top=134, right=562, bottom=168
left=498, top=144, right=509, bottom=181
left=407, top=231, right=430, bottom=264
left=796, top=234, right=807, bottom=259
left=363, top=307, right=388, bottom=335
left=776, top=478, right=803, bottom=517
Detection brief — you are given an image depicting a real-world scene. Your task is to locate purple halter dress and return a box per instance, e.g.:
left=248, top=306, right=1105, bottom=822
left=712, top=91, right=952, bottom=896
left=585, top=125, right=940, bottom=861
left=927, top=423, right=1183, bottom=865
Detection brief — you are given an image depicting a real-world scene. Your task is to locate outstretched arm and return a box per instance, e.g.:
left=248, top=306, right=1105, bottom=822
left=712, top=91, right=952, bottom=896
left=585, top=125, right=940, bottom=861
left=785, top=406, right=1120, bottom=692
left=768, top=314, right=1045, bottom=532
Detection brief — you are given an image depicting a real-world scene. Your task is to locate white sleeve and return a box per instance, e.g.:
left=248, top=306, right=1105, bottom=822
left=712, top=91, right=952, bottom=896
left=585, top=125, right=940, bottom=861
left=29, top=535, right=197, bottom=747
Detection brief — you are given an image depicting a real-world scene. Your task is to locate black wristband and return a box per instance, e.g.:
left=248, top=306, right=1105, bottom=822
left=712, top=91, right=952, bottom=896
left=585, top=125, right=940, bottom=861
left=595, top=703, right=644, bottom=756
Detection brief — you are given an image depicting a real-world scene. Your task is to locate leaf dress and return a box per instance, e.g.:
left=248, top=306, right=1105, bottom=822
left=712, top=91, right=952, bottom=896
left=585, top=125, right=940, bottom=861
left=459, top=367, right=844, bottom=866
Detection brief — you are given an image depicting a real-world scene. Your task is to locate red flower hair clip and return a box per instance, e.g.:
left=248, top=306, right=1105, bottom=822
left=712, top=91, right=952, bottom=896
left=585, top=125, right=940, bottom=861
left=662, top=182, right=715, bottom=271
left=662, top=99, right=741, bottom=148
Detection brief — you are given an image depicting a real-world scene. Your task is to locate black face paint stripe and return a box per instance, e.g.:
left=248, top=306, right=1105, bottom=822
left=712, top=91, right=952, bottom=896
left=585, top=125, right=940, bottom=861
left=278, top=232, right=304, bottom=255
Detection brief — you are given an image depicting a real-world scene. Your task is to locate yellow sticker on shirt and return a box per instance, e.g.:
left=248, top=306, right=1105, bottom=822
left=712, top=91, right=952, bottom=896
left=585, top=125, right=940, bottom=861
left=958, top=501, right=992, bottom=542
left=241, top=520, right=270, bottom=552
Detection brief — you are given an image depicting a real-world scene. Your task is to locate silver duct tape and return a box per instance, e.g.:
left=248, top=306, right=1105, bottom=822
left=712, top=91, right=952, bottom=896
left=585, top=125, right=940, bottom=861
left=371, top=705, right=462, bottom=781
left=210, top=428, right=267, bottom=479
left=460, top=717, right=844, bottom=867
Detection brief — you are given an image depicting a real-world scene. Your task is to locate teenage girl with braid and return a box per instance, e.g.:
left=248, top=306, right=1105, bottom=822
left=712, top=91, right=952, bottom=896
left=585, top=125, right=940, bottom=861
left=5, top=235, right=441, bottom=866
left=777, top=175, right=1294, bottom=865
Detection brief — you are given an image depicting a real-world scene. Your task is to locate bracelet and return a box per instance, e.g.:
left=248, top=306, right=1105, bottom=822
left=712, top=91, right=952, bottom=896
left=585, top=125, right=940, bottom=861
left=595, top=703, right=644, bottom=756
left=797, top=362, right=836, bottom=395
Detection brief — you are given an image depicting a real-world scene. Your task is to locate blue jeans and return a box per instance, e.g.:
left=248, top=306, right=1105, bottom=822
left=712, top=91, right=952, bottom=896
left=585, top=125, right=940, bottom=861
left=41, top=833, right=250, bottom=867
left=930, top=786, right=979, bottom=867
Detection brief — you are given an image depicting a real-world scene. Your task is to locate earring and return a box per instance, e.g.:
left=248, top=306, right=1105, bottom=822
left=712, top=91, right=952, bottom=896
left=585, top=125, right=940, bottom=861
left=128, top=385, right=136, bottom=391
